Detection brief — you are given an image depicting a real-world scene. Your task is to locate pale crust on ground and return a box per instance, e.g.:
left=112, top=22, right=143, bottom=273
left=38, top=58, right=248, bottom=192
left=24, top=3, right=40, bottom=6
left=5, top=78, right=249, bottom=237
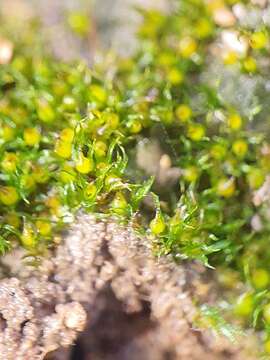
left=0, top=215, right=258, bottom=360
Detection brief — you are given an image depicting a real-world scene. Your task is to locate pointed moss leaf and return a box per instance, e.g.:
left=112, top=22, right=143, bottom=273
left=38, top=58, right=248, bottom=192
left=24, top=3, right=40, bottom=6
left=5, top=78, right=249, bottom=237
left=131, top=176, right=154, bottom=211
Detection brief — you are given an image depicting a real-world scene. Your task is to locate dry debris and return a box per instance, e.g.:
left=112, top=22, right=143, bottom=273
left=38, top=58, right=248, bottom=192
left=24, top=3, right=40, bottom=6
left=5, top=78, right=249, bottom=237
left=0, top=215, right=257, bottom=359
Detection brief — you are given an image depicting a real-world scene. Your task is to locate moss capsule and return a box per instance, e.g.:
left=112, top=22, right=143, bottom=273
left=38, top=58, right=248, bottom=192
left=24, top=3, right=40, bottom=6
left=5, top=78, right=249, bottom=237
left=36, top=220, right=52, bottom=236
left=187, top=123, right=205, bottom=141
left=62, top=96, right=77, bottom=112
left=37, top=99, right=55, bottom=123
left=251, top=269, right=269, bottom=289
left=5, top=213, right=20, bottom=228
left=250, top=31, right=268, bottom=50
left=179, top=37, right=197, bottom=58
left=232, top=139, right=248, bottom=158
left=265, top=339, right=270, bottom=354
left=33, top=166, right=49, bottom=184
left=23, top=128, right=41, bottom=146
left=0, top=186, right=19, bottom=205
left=247, top=168, right=265, bottom=190
left=228, top=113, right=242, bottom=131
left=243, top=57, right=257, bottom=73
left=128, top=120, right=142, bottom=134
left=183, top=166, right=199, bottom=183
left=150, top=212, right=166, bottom=235
left=1, top=152, right=18, bottom=172
left=75, top=152, right=94, bottom=174
left=55, top=140, right=72, bottom=159
left=60, top=128, right=74, bottom=143
left=84, top=182, right=97, bottom=199
left=211, top=143, right=227, bottom=160
left=263, top=303, right=270, bottom=323
left=2, top=124, right=15, bottom=141
left=217, top=178, right=235, bottom=198
left=234, top=293, right=253, bottom=317
left=176, top=104, right=192, bottom=122
left=103, top=112, right=120, bottom=130
left=68, top=12, right=90, bottom=36
left=110, top=192, right=128, bottom=216
left=21, top=222, right=36, bottom=248
left=20, top=174, right=36, bottom=190
left=94, top=141, right=107, bottom=158
left=167, top=68, right=184, bottom=85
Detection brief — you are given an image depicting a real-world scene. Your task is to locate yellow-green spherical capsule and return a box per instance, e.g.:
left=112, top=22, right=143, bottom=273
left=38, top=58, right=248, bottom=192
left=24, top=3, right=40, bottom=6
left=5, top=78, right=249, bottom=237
left=36, top=220, right=52, bottom=236
left=264, top=303, right=270, bottom=323
left=217, top=178, right=236, bottom=198
left=150, top=212, right=166, bottom=235
left=60, top=128, right=74, bottom=143
left=20, top=174, right=36, bottom=190
left=110, top=192, right=128, bottom=215
left=23, top=128, right=41, bottom=146
left=68, top=12, right=90, bottom=36
left=37, top=99, right=55, bottom=123
left=128, top=120, right=142, bottom=134
left=46, top=196, right=61, bottom=217
left=234, top=293, right=253, bottom=317
left=179, top=37, right=197, bottom=58
left=251, top=269, right=269, bottom=289
left=21, top=222, right=36, bottom=248
left=62, top=96, right=77, bottom=112
left=1, top=152, right=18, bottom=172
left=75, top=152, right=94, bottom=174
left=158, top=52, right=175, bottom=67
left=2, top=124, right=15, bottom=141
left=94, top=141, right=107, bottom=158
left=0, top=186, right=19, bottom=205
left=228, top=113, right=242, bottom=131
left=59, top=164, right=76, bottom=183
left=250, top=31, right=268, bottom=50
left=243, top=57, right=257, bottom=73
left=52, top=80, right=68, bottom=97
left=195, top=18, right=213, bottom=39
left=175, top=104, right=192, bottom=122
left=96, top=162, right=107, bottom=171
left=232, top=139, right=248, bottom=158
left=223, top=50, right=238, bottom=65
left=187, top=123, right=205, bottom=141
left=46, top=196, right=60, bottom=209
left=89, top=84, right=107, bottom=104
left=12, top=108, right=28, bottom=125
left=5, top=213, right=20, bottom=228
left=183, top=166, right=199, bottom=183
left=33, top=166, right=49, bottom=184
left=55, top=140, right=72, bottom=159
left=160, top=109, right=173, bottom=125
left=211, top=143, right=227, bottom=160
left=84, top=182, right=97, bottom=199
left=167, top=68, right=184, bottom=85
left=247, top=168, right=265, bottom=189
left=265, top=339, right=270, bottom=354
left=103, top=113, right=120, bottom=130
